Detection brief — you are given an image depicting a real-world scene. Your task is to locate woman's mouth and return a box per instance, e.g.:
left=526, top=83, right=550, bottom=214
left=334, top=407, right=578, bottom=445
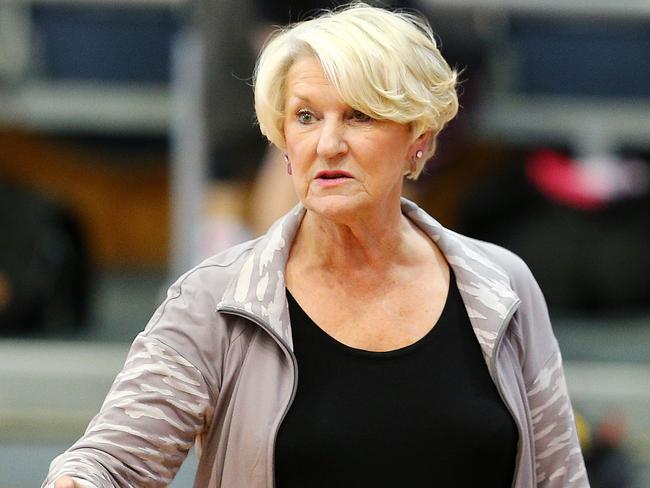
left=315, top=170, right=353, bottom=180
left=315, top=170, right=353, bottom=187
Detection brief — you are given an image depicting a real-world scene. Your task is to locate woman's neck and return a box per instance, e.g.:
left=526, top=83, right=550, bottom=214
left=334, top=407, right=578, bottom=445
left=290, top=203, right=420, bottom=276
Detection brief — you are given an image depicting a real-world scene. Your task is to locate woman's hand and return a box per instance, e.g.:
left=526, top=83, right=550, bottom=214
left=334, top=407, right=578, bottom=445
left=54, top=476, right=81, bottom=488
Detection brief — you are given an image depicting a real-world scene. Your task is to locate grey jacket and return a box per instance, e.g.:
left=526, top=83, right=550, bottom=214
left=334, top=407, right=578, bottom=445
left=44, top=199, right=589, bottom=488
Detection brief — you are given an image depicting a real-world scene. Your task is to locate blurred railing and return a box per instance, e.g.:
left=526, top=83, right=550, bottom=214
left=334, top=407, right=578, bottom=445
left=422, top=0, right=650, bottom=156
left=422, top=0, right=650, bottom=17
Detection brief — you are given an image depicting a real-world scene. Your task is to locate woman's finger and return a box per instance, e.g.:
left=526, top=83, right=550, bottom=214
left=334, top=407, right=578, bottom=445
left=54, top=476, right=77, bottom=488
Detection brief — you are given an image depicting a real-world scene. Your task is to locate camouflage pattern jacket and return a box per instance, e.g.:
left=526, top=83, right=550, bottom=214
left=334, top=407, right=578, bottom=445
left=44, top=199, right=589, bottom=488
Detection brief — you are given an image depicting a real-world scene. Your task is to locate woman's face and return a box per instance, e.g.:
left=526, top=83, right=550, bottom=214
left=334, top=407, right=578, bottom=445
left=283, top=56, right=416, bottom=223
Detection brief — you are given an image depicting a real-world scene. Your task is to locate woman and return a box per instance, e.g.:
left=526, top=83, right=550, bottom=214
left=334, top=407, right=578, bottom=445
left=47, top=4, right=588, bottom=487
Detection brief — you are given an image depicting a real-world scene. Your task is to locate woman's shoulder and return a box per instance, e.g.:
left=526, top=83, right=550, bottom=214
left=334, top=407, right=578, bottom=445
left=145, top=238, right=263, bottom=336
left=138, top=238, right=265, bottom=385
left=405, top=199, right=536, bottom=290
left=174, top=236, right=263, bottom=292
left=450, top=231, right=538, bottom=292
left=453, top=232, right=559, bottom=362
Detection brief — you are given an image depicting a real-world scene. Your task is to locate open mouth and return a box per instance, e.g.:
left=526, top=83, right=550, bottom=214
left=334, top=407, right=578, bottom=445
left=316, top=170, right=353, bottom=180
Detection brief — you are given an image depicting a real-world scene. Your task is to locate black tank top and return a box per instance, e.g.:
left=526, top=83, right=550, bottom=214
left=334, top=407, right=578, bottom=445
left=276, top=274, right=518, bottom=487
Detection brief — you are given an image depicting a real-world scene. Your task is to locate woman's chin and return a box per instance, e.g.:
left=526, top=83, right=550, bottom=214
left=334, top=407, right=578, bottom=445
left=303, top=193, right=368, bottom=223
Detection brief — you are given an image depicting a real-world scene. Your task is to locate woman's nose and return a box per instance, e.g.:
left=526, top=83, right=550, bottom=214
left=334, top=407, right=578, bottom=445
left=316, top=121, right=348, bottom=160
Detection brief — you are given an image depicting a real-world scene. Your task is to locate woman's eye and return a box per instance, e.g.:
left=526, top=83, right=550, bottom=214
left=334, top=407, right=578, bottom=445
left=351, top=110, right=371, bottom=122
left=297, top=110, right=314, bottom=124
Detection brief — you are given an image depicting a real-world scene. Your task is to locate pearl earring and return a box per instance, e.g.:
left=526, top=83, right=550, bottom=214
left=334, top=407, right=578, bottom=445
left=408, top=150, right=423, bottom=173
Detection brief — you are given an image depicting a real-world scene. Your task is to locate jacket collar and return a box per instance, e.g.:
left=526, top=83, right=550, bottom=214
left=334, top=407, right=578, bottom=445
left=217, top=199, right=520, bottom=364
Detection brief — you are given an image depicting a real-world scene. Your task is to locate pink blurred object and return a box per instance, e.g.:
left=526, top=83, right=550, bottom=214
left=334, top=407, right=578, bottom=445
left=525, top=150, right=650, bottom=210
left=200, top=215, right=252, bottom=258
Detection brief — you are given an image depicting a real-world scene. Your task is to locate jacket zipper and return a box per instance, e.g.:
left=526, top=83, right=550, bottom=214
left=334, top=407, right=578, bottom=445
left=217, top=306, right=299, bottom=488
left=489, top=300, right=526, bottom=488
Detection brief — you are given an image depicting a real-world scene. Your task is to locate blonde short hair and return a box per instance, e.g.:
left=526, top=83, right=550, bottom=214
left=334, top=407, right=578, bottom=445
left=253, top=2, right=459, bottom=179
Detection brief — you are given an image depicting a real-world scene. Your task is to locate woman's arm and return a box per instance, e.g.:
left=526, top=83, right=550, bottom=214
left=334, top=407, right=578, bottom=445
left=43, top=333, right=215, bottom=487
left=511, top=261, right=589, bottom=487
left=51, top=475, right=94, bottom=488
left=42, top=266, right=226, bottom=488
left=526, top=345, right=588, bottom=486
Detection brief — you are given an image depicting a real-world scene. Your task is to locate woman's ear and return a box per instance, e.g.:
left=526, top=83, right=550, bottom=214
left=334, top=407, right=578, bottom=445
left=411, top=130, right=433, bottom=158
left=418, top=130, right=433, bottom=151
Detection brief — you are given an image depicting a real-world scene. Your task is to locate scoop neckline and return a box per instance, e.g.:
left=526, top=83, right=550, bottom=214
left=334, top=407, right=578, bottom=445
left=285, top=275, right=454, bottom=359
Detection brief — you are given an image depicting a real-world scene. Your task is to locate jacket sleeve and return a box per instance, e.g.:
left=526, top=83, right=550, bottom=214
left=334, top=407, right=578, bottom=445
left=512, top=262, right=590, bottom=487
left=42, top=268, right=222, bottom=487
left=42, top=334, right=215, bottom=487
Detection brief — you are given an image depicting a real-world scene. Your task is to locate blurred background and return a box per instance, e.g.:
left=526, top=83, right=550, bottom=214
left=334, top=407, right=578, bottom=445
left=0, top=0, right=648, bottom=486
